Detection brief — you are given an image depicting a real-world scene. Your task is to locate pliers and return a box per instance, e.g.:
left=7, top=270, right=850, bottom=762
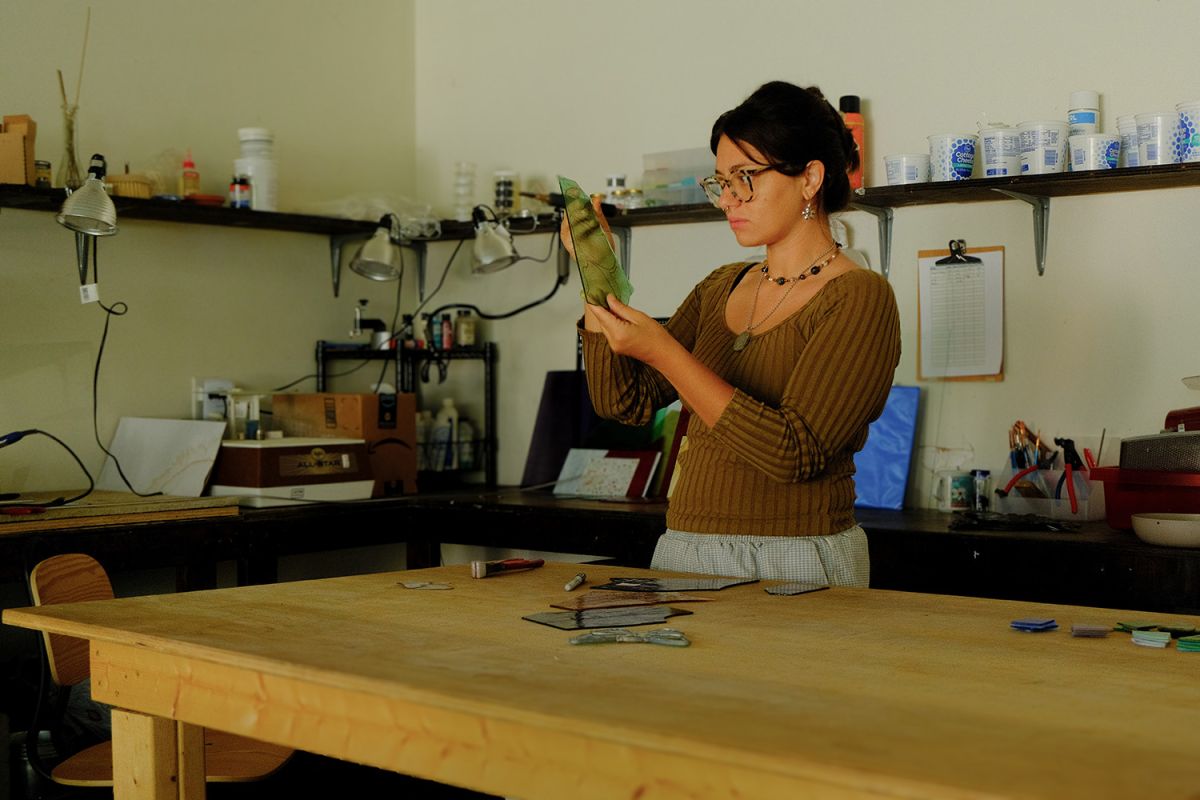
left=1053, top=437, right=1085, bottom=514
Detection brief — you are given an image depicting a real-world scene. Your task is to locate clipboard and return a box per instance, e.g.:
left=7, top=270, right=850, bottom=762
left=916, top=241, right=1004, bottom=381
left=559, top=175, right=633, bottom=308
left=936, top=239, right=982, bottom=265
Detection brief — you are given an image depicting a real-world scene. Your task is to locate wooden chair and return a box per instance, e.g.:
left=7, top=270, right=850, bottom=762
left=28, top=553, right=294, bottom=788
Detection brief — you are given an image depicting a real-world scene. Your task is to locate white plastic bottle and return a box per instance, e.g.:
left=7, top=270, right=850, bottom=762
left=1068, top=91, right=1100, bottom=137
left=432, top=398, right=459, bottom=471
left=414, top=410, right=433, bottom=471
left=234, top=127, right=278, bottom=211
left=457, top=417, right=476, bottom=471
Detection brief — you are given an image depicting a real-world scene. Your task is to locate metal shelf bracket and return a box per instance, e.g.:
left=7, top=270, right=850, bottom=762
left=993, top=190, right=1051, bottom=275
left=612, top=227, right=631, bottom=276
left=850, top=203, right=894, bottom=279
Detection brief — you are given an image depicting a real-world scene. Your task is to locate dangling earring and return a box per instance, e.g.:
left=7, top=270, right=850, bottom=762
left=802, top=202, right=816, bottom=221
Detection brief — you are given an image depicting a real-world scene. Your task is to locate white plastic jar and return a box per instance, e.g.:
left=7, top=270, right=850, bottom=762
left=1068, top=90, right=1100, bottom=137
left=234, top=128, right=278, bottom=211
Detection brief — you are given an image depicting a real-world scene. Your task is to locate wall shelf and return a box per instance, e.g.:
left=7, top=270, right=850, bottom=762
left=0, top=183, right=378, bottom=234
left=9, top=163, right=1198, bottom=286
left=596, top=163, right=1200, bottom=278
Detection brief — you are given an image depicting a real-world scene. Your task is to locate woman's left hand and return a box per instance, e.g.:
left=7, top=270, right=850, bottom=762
left=586, top=294, right=672, bottom=366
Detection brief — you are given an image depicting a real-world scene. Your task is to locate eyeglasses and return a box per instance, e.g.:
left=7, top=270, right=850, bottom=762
left=698, top=164, right=785, bottom=207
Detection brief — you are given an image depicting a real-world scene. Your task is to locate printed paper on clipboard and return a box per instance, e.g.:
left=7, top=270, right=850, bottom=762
left=559, top=176, right=633, bottom=308
left=916, top=245, right=1004, bottom=380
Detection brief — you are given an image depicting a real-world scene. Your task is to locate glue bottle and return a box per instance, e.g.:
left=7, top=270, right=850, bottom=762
left=839, top=95, right=866, bottom=191
left=179, top=150, right=200, bottom=197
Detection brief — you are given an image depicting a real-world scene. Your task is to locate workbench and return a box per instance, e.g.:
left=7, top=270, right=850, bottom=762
left=7, top=562, right=1200, bottom=799
left=1, top=490, right=1196, bottom=611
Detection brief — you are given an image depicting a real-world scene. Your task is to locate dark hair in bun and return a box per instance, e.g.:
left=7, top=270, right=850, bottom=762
left=710, top=81, right=859, bottom=214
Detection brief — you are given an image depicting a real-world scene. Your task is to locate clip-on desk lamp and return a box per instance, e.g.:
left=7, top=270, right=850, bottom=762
left=56, top=153, right=117, bottom=289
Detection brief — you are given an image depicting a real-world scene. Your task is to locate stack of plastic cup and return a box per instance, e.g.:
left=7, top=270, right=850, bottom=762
left=453, top=162, right=475, bottom=222
left=979, top=125, right=1021, bottom=177
left=1017, top=121, right=1069, bottom=174
left=1068, top=134, right=1120, bottom=170
left=883, top=153, right=930, bottom=184
left=1175, top=100, right=1200, bottom=162
left=927, top=133, right=977, bottom=181
left=1116, top=115, right=1140, bottom=167
left=1135, top=112, right=1179, bottom=165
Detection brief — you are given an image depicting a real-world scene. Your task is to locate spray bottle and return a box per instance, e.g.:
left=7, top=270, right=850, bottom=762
left=432, top=398, right=459, bottom=471
left=839, top=96, right=866, bottom=191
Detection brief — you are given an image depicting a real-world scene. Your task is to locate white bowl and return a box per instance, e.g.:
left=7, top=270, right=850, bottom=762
left=1131, top=513, right=1200, bottom=548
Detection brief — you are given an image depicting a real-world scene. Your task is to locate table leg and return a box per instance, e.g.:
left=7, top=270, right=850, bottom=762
left=111, top=708, right=202, bottom=799
left=176, top=722, right=207, bottom=799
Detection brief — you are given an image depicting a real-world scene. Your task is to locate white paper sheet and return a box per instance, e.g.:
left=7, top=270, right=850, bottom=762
left=917, top=247, right=1004, bottom=379
left=97, top=417, right=227, bottom=497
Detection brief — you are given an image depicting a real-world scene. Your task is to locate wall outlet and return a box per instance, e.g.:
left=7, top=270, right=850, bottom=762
left=191, top=377, right=234, bottom=421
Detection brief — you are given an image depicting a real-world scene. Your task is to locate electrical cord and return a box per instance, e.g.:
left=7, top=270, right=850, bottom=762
left=0, top=428, right=94, bottom=508
left=272, top=359, right=372, bottom=393
left=0, top=245, right=160, bottom=510
left=91, top=296, right=160, bottom=498
left=275, top=224, right=560, bottom=395
left=397, top=233, right=563, bottom=387
left=272, top=242, right=459, bottom=394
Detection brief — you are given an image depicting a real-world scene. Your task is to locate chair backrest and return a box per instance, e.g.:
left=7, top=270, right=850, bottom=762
left=29, top=553, right=114, bottom=687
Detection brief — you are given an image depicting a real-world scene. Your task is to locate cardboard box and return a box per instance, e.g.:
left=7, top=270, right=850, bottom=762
left=272, top=393, right=417, bottom=496
left=208, top=437, right=374, bottom=508
left=0, top=115, right=36, bottom=185
left=0, top=133, right=29, bottom=185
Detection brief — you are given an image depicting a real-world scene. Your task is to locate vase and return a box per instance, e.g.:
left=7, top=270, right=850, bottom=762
left=57, top=107, right=82, bottom=190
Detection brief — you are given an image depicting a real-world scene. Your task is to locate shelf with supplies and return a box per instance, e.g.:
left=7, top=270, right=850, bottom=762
left=0, top=182, right=431, bottom=299
left=592, top=163, right=1200, bottom=279
left=314, top=341, right=498, bottom=489
left=11, top=162, right=1197, bottom=291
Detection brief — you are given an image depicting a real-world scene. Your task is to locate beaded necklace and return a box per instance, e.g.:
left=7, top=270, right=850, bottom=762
left=731, top=242, right=841, bottom=352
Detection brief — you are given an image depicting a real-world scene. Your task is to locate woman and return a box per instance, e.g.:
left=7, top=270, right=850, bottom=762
left=575, top=81, right=901, bottom=587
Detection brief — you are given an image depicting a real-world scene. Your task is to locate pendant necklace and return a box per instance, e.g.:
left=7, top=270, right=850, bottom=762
left=731, top=242, right=841, bottom=352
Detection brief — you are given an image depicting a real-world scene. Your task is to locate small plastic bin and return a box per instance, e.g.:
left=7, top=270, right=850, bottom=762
left=641, top=147, right=710, bottom=206
left=990, top=467, right=1105, bottom=522
left=1088, top=466, right=1200, bottom=530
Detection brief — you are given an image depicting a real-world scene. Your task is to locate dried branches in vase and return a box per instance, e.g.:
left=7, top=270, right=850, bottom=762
left=56, top=8, right=91, bottom=190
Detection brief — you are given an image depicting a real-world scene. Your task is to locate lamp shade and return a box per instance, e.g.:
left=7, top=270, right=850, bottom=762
left=57, top=154, right=117, bottom=236
left=471, top=206, right=520, bottom=273
left=349, top=215, right=404, bottom=281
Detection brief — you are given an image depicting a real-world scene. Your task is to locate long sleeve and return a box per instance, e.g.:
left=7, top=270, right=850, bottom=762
left=664, top=265, right=901, bottom=537
left=579, top=262, right=901, bottom=537
left=579, top=270, right=713, bottom=425
left=706, top=272, right=901, bottom=482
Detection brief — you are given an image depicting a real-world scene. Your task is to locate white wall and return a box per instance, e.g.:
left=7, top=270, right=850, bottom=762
left=4, top=0, right=1200, bottom=513
left=413, top=0, right=1200, bottom=507
left=0, top=0, right=417, bottom=490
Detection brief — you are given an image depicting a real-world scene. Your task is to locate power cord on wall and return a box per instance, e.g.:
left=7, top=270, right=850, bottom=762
left=90, top=299, right=159, bottom=498
left=1, top=259, right=159, bottom=504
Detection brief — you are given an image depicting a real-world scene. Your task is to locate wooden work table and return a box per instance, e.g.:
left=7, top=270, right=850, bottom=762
left=0, top=489, right=1197, bottom=611
left=7, top=562, right=1200, bottom=799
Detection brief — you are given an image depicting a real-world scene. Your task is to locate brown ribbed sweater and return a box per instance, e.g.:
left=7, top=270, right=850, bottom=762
left=581, top=262, right=901, bottom=536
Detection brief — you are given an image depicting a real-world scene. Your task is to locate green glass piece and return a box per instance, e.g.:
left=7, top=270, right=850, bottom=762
left=559, top=175, right=633, bottom=308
